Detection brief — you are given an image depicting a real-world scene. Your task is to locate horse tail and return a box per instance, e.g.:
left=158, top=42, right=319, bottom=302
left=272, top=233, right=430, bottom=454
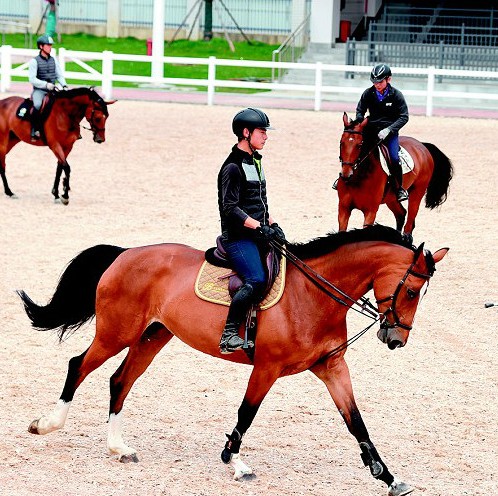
left=422, top=142, right=454, bottom=209
left=17, top=244, right=127, bottom=342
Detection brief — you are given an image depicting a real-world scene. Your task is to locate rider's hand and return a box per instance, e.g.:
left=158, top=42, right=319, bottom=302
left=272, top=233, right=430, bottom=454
left=378, top=128, right=390, bottom=140
left=270, top=223, right=286, bottom=244
left=46, top=82, right=55, bottom=91
left=257, top=224, right=277, bottom=242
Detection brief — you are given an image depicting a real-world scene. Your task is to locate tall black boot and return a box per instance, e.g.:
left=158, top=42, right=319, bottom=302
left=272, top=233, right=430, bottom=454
left=220, top=283, right=255, bottom=354
left=389, top=159, right=408, bottom=202
left=31, top=108, right=41, bottom=141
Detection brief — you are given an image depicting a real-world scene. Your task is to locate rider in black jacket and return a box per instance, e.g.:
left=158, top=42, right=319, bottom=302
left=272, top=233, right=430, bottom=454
left=356, top=63, right=409, bottom=202
left=217, top=108, right=286, bottom=354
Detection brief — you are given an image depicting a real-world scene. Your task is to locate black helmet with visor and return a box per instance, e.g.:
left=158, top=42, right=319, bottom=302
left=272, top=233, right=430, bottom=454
left=232, top=108, right=273, bottom=138
left=370, top=63, right=392, bottom=83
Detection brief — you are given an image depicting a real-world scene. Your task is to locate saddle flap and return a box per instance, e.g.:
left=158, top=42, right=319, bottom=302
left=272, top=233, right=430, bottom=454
left=16, top=99, right=32, bottom=120
left=378, top=144, right=415, bottom=175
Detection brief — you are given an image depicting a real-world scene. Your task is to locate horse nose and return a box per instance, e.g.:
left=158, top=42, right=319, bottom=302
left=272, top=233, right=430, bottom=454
left=388, top=339, right=403, bottom=350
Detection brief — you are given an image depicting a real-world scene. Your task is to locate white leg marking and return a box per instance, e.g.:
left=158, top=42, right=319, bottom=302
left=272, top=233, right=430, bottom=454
left=34, top=399, right=71, bottom=434
left=230, top=453, right=253, bottom=480
left=107, top=412, right=136, bottom=457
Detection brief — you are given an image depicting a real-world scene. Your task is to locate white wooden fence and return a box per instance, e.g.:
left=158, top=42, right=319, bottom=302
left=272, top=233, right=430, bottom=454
left=2, top=45, right=498, bottom=116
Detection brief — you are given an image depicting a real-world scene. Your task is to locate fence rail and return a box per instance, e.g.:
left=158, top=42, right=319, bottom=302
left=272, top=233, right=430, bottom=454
left=2, top=45, right=498, bottom=117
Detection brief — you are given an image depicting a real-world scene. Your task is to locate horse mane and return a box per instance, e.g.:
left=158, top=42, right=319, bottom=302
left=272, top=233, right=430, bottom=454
left=54, top=86, right=108, bottom=115
left=287, top=224, right=413, bottom=260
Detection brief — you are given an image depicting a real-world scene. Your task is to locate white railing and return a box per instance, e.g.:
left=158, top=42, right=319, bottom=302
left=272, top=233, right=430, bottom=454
left=2, top=45, right=498, bottom=116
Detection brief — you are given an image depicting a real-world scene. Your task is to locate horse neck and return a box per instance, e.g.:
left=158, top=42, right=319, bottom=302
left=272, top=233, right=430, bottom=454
left=54, top=94, right=92, bottom=121
left=310, top=242, right=406, bottom=300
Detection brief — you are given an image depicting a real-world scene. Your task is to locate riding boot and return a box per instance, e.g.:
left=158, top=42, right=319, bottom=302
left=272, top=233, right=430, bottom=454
left=389, top=159, right=408, bottom=202
left=220, top=283, right=255, bottom=354
left=31, top=108, right=41, bottom=141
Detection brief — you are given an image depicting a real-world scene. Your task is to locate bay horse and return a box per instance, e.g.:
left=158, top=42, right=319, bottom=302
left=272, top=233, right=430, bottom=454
left=18, top=225, right=448, bottom=496
left=0, top=87, right=115, bottom=204
left=337, top=112, right=453, bottom=244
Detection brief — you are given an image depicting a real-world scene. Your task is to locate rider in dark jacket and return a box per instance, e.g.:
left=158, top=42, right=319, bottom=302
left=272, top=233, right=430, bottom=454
left=218, top=108, right=285, bottom=354
left=356, top=63, right=409, bottom=202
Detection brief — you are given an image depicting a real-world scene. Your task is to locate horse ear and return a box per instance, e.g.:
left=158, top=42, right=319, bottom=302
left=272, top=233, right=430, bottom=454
left=360, top=117, right=369, bottom=129
left=343, top=112, right=349, bottom=127
left=432, top=247, right=449, bottom=264
left=414, top=242, right=425, bottom=261
left=105, top=100, right=117, bottom=105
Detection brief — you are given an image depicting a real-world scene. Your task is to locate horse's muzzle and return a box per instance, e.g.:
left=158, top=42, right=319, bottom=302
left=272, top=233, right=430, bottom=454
left=377, top=325, right=406, bottom=350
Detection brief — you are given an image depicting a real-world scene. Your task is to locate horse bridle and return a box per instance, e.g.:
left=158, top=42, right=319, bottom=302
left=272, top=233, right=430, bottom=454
left=376, top=250, right=432, bottom=332
left=339, top=129, right=380, bottom=171
left=269, top=239, right=433, bottom=361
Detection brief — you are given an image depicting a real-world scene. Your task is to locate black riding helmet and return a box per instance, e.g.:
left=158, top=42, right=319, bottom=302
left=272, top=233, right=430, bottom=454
left=232, top=107, right=274, bottom=138
left=370, top=63, right=392, bottom=83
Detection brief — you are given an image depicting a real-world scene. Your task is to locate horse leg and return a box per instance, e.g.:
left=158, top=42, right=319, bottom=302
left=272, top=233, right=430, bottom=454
left=363, top=208, right=380, bottom=228
left=107, top=323, right=174, bottom=463
left=52, top=162, right=63, bottom=201
left=338, top=203, right=352, bottom=231
left=385, top=196, right=407, bottom=232
left=221, top=366, right=281, bottom=480
left=310, top=355, right=413, bottom=496
left=29, top=336, right=129, bottom=436
left=401, top=188, right=426, bottom=244
left=0, top=149, right=16, bottom=197
left=61, top=162, right=71, bottom=205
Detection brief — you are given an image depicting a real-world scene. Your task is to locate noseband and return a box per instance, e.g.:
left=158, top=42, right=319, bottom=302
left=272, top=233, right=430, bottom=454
left=376, top=258, right=432, bottom=332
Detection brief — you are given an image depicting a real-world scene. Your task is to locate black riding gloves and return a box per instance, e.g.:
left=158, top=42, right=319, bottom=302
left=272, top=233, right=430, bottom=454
left=270, top=223, right=286, bottom=244
left=257, top=224, right=286, bottom=244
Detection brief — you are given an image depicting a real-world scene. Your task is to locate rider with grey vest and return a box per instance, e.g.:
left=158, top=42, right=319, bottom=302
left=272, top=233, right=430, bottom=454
left=28, top=35, right=68, bottom=140
left=356, top=63, right=409, bottom=202
left=218, top=108, right=286, bottom=354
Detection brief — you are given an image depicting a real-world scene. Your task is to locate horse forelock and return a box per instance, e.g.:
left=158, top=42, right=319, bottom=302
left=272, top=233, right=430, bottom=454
left=287, top=225, right=413, bottom=260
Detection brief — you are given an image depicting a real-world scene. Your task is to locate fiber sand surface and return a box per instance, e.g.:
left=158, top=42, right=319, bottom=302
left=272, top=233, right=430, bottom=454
left=0, top=100, right=496, bottom=496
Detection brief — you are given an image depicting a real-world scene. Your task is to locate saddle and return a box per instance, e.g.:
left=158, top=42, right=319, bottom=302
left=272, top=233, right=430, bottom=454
left=16, top=94, right=54, bottom=123
left=195, top=236, right=286, bottom=309
left=379, top=143, right=415, bottom=175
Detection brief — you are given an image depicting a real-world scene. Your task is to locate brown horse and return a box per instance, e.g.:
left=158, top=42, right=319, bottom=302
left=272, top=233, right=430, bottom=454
left=0, top=86, right=115, bottom=204
left=337, top=113, right=453, bottom=244
left=18, top=225, right=448, bottom=496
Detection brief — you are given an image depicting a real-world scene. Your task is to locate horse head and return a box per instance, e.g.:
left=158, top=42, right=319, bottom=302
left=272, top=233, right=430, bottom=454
left=85, top=88, right=116, bottom=143
left=339, top=112, right=369, bottom=182
left=374, top=243, right=449, bottom=350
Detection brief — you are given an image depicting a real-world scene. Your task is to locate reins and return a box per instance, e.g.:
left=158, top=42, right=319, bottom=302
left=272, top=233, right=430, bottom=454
left=269, top=240, right=378, bottom=320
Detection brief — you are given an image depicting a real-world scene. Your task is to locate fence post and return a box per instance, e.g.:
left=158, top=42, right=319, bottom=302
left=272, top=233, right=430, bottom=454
left=426, top=66, right=435, bottom=117
left=102, top=50, right=113, bottom=100
left=314, top=62, right=322, bottom=111
left=207, top=56, right=216, bottom=105
left=0, top=45, right=12, bottom=93
left=58, top=47, right=66, bottom=74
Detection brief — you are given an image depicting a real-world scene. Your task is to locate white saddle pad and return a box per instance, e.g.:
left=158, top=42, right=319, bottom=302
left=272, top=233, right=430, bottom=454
left=379, top=146, right=414, bottom=175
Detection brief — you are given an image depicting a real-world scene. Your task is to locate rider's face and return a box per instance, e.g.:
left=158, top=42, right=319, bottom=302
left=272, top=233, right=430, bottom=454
left=41, top=44, right=53, bottom=56
left=373, top=77, right=391, bottom=92
left=247, top=128, right=268, bottom=150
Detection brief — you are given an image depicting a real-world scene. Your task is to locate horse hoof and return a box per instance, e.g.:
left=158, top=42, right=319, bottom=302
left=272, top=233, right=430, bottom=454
left=28, top=419, right=41, bottom=434
left=119, top=453, right=139, bottom=463
left=388, top=479, right=414, bottom=496
left=8, top=194, right=19, bottom=199
left=60, top=197, right=69, bottom=206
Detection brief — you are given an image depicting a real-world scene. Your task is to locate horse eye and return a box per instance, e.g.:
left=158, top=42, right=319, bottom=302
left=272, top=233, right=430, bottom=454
left=406, top=288, right=418, bottom=299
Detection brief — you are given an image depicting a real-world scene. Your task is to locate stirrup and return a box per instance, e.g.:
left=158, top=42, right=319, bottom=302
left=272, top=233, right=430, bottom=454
left=31, top=129, right=40, bottom=141
left=332, top=178, right=339, bottom=190
left=220, top=332, right=254, bottom=354
left=397, top=188, right=409, bottom=202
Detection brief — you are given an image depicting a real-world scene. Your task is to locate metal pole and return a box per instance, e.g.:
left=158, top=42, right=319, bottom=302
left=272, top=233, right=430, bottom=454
left=204, top=0, right=213, bottom=40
